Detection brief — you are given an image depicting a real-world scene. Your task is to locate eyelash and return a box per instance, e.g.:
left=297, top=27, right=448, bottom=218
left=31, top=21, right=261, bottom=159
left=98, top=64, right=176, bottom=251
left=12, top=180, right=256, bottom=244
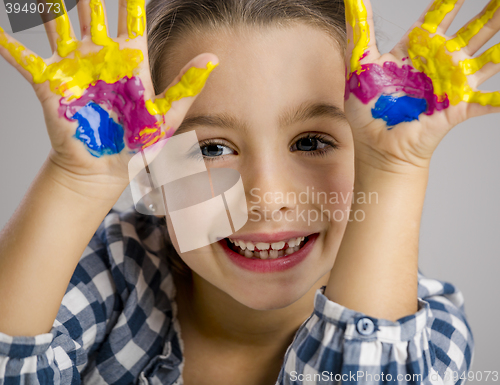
left=195, top=133, right=338, bottom=162
left=197, top=139, right=236, bottom=162
left=290, top=133, right=339, bottom=157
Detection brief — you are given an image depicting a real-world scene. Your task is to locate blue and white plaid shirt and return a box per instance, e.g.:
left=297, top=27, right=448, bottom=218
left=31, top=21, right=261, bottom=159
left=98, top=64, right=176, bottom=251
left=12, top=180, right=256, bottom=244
left=0, top=209, right=474, bottom=384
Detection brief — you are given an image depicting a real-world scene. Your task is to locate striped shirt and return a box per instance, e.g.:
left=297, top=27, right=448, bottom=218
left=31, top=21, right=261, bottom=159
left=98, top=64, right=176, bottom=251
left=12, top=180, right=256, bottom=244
left=0, top=208, right=474, bottom=384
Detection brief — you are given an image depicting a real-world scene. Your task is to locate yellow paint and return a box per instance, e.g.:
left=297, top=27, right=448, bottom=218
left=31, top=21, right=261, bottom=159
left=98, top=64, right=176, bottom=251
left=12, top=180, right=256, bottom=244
left=421, top=0, right=458, bottom=34
left=408, top=27, right=500, bottom=106
left=54, top=2, right=78, bottom=57
left=127, top=0, right=146, bottom=38
left=90, top=0, right=113, bottom=46
left=146, top=62, right=219, bottom=115
left=344, top=0, right=370, bottom=74
left=460, top=43, right=500, bottom=75
left=139, top=127, right=160, bottom=136
left=0, top=27, right=47, bottom=83
left=139, top=127, right=165, bottom=148
left=42, top=45, right=143, bottom=98
left=0, top=25, right=143, bottom=97
left=446, top=0, right=500, bottom=52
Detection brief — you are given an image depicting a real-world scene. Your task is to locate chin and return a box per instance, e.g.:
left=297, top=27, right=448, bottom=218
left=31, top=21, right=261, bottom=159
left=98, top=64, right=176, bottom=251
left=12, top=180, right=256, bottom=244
left=220, top=261, right=332, bottom=311
left=229, top=286, right=315, bottom=311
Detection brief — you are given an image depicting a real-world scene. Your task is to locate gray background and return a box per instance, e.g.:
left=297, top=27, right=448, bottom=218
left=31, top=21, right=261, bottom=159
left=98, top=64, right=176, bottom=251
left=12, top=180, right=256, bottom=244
left=0, top=0, right=498, bottom=374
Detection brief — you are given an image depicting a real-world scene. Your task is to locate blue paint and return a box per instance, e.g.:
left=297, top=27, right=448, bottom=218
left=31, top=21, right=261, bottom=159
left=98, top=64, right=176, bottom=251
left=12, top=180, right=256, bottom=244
left=72, top=102, right=125, bottom=157
left=372, top=95, right=427, bottom=128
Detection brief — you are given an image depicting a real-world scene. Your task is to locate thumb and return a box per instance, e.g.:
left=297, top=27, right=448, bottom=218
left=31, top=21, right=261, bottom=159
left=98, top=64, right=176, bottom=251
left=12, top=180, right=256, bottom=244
left=146, top=53, right=219, bottom=132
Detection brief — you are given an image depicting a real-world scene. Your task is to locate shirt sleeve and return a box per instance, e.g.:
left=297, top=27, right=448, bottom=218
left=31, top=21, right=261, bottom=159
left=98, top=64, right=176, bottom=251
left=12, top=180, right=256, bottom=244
left=279, top=271, right=474, bottom=385
left=0, top=213, right=122, bottom=385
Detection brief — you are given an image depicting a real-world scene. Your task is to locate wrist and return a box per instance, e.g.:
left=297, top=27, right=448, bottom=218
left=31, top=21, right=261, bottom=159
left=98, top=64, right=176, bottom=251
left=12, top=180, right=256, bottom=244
left=353, top=156, right=430, bottom=215
left=354, top=147, right=430, bottom=194
left=355, top=159, right=429, bottom=189
left=354, top=137, right=433, bottom=177
left=45, top=155, right=128, bottom=206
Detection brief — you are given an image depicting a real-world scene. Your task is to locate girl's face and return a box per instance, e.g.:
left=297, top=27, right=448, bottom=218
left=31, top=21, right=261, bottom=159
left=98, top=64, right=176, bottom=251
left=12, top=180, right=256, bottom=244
left=163, top=23, right=354, bottom=310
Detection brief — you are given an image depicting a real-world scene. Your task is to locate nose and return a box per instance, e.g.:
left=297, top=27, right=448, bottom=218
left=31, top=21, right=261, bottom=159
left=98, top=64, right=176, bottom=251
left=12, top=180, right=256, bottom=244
left=242, top=154, right=298, bottom=222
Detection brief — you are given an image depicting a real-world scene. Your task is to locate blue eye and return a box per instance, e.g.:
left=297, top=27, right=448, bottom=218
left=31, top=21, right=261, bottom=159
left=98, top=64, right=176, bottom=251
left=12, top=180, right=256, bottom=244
left=202, top=144, right=225, bottom=157
left=199, top=142, right=235, bottom=160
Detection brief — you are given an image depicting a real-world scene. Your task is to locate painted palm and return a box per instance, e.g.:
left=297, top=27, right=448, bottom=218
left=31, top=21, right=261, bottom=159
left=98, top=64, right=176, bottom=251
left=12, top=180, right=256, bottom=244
left=345, top=0, right=500, bottom=129
left=0, top=0, right=216, bottom=158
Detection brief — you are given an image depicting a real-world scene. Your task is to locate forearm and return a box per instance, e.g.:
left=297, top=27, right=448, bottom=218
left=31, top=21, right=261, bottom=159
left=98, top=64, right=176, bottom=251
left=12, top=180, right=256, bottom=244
left=325, top=161, right=429, bottom=321
left=0, top=156, right=126, bottom=336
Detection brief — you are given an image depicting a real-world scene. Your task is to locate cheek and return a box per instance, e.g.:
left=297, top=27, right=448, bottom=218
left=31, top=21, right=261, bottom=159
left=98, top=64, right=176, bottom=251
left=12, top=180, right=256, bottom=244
left=164, top=214, right=216, bottom=273
left=306, top=156, right=355, bottom=226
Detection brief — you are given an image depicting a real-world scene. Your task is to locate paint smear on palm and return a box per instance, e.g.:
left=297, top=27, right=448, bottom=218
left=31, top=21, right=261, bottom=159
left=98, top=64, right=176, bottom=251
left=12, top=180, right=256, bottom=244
left=59, top=62, right=217, bottom=153
left=345, top=0, right=500, bottom=128
left=409, top=27, right=500, bottom=106
left=344, top=0, right=446, bottom=126
left=0, top=1, right=217, bottom=155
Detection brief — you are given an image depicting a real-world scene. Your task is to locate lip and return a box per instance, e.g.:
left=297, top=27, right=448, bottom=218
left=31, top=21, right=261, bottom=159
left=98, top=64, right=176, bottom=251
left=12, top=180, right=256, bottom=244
left=226, top=231, right=316, bottom=244
left=219, top=233, right=319, bottom=273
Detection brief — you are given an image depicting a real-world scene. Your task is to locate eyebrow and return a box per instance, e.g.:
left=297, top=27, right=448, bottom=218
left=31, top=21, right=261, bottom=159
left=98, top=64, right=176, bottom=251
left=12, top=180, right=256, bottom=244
left=279, top=101, right=347, bottom=128
left=174, top=102, right=347, bottom=135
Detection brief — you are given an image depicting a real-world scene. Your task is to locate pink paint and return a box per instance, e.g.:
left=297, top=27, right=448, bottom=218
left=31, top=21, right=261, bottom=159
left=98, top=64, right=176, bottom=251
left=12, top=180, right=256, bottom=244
left=346, top=62, right=449, bottom=115
left=59, top=77, right=171, bottom=150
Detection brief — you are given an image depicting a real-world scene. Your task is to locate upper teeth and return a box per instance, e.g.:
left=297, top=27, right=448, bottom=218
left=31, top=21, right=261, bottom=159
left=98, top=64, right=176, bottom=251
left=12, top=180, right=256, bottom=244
left=228, top=236, right=305, bottom=251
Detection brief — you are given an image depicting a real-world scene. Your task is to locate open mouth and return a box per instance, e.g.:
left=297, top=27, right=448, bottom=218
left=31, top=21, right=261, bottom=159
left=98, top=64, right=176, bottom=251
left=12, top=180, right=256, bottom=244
left=225, top=235, right=310, bottom=260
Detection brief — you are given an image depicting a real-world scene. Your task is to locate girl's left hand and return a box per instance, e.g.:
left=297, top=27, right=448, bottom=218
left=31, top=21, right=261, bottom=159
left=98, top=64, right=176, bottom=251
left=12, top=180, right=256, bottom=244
left=344, top=0, right=500, bottom=172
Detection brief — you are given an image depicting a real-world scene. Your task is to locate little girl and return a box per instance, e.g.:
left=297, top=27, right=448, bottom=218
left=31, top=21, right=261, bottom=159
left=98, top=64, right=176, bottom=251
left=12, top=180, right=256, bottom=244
left=1, top=0, right=495, bottom=383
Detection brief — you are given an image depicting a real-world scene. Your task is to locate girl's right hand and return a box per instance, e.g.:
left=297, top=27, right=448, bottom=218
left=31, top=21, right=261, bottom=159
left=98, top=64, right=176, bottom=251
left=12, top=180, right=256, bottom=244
left=0, top=0, right=218, bottom=198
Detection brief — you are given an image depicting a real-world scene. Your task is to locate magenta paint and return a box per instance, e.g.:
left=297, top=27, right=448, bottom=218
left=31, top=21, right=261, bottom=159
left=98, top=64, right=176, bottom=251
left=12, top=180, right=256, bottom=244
left=59, top=77, right=171, bottom=151
left=346, top=62, right=449, bottom=115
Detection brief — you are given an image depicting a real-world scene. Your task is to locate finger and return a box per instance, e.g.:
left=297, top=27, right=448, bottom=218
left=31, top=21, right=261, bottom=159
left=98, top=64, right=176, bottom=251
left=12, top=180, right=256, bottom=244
left=344, top=0, right=379, bottom=74
left=77, top=0, right=91, bottom=38
left=138, top=54, right=219, bottom=150
left=470, top=90, right=500, bottom=107
left=447, top=1, right=500, bottom=55
left=40, top=0, right=78, bottom=57
left=465, top=93, right=500, bottom=119
left=470, top=60, right=500, bottom=87
left=460, top=43, right=500, bottom=76
left=118, top=0, right=146, bottom=39
left=78, top=0, right=112, bottom=44
left=146, top=53, right=220, bottom=120
left=0, top=26, right=46, bottom=84
left=419, top=0, right=465, bottom=35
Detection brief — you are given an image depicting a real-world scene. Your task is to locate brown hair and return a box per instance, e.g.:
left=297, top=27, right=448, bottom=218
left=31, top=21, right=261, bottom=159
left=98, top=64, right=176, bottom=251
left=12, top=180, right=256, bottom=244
left=145, top=0, right=346, bottom=275
left=146, top=0, right=346, bottom=94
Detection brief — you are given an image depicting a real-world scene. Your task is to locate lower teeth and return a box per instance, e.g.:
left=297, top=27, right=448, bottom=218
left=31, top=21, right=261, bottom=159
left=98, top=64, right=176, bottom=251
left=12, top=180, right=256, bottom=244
left=231, top=239, right=305, bottom=259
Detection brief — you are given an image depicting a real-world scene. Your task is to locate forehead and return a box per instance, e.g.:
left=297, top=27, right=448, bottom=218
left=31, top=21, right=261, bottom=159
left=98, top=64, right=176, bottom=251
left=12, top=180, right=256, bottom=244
left=161, top=23, right=346, bottom=118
